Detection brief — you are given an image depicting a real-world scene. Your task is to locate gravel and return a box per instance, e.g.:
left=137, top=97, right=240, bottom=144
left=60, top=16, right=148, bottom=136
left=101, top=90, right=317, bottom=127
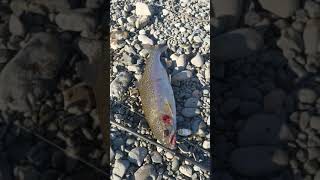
left=110, top=0, right=210, bottom=179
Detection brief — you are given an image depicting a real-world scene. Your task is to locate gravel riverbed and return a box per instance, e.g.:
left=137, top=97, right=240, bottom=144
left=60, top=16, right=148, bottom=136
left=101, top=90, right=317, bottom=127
left=109, top=0, right=211, bottom=180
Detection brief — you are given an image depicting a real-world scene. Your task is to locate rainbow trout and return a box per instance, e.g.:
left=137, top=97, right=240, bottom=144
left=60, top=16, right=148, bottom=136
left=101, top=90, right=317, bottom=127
left=138, top=44, right=177, bottom=149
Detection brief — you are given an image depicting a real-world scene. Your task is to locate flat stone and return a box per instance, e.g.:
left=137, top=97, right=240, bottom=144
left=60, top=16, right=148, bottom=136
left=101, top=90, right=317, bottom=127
left=9, top=15, right=25, bottom=36
left=179, top=165, right=193, bottom=177
left=112, top=160, right=130, bottom=178
left=298, top=88, right=318, bottom=104
left=212, top=0, right=242, bottom=30
left=135, top=2, right=153, bottom=16
left=310, top=116, right=320, bottom=130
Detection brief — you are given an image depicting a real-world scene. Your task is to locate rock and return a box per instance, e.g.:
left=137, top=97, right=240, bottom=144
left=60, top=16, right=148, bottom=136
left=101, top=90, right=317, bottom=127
left=176, top=54, right=187, bottom=68
left=151, top=151, right=162, bottom=163
left=203, top=140, right=210, bottom=149
left=304, top=160, right=319, bottom=174
left=27, top=142, right=50, bottom=168
left=134, top=164, right=157, bottom=180
left=298, top=88, right=317, bottom=104
left=184, top=97, right=201, bottom=108
left=135, top=16, right=150, bottom=29
left=308, top=147, right=320, bottom=160
left=238, top=113, right=287, bottom=146
left=179, top=165, right=193, bottom=177
left=112, top=160, right=129, bottom=178
left=110, top=72, right=132, bottom=99
left=315, top=170, right=320, bottom=180
left=128, top=147, right=147, bottom=166
left=172, top=70, right=192, bottom=82
left=258, top=0, right=300, bottom=18
left=55, top=9, right=96, bottom=37
left=0, top=33, right=64, bottom=112
left=78, top=38, right=103, bottom=64
left=299, top=111, right=311, bottom=130
left=214, top=28, right=264, bottom=62
left=230, top=146, right=287, bottom=176
left=138, top=34, right=153, bottom=45
left=304, top=0, right=320, bottom=18
left=171, top=157, right=179, bottom=171
left=135, top=2, right=153, bottom=16
left=181, top=108, right=200, bottom=117
left=310, top=116, right=320, bottom=130
left=9, top=15, right=25, bottom=36
left=10, top=0, right=28, bottom=16
left=303, top=19, right=320, bottom=55
left=212, top=0, right=243, bottom=30
left=62, top=83, right=95, bottom=113
left=190, top=53, right=204, bottom=67
left=165, top=151, right=174, bottom=159
left=272, top=149, right=289, bottom=166
left=177, top=128, right=192, bottom=136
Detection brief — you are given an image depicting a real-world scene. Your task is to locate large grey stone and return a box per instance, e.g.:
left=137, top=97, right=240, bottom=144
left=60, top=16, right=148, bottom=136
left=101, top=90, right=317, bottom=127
left=258, top=0, right=300, bottom=18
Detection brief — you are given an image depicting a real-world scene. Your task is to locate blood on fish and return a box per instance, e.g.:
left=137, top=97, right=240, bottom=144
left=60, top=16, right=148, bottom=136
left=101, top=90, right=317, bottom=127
left=161, top=114, right=171, bottom=124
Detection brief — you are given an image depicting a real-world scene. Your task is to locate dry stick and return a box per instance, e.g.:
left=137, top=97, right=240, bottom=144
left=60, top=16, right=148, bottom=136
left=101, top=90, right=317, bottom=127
left=12, top=122, right=110, bottom=177
left=110, top=120, right=210, bottom=172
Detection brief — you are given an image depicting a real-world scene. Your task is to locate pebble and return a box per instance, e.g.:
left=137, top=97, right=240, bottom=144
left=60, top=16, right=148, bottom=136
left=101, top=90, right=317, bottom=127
left=110, top=72, right=132, bottom=99
left=177, top=128, right=192, bottom=136
left=138, top=34, right=154, bottom=45
left=258, top=0, right=300, bottom=18
left=202, top=140, right=210, bottom=149
left=184, top=97, right=201, bottom=108
left=213, top=0, right=243, bottom=30
left=214, top=28, right=264, bottom=62
left=181, top=108, right=201, bottom=117
left=113, top=160, right=130, bottom=178
left=307, top=147, right=320, bottom=160
left=190, top=53, right=204, bottom=67
left=179, top=165, right=193, bottom=177
left=171, top=157, right=180, bottom=171
left=165, top=151, right=174, bottom=159
left=304, top=0, right=320, bottom=18
left=128, top=147, right=148, bottom=166
left=134, top=164, right=157, bottom=180
left=135, top=2, right=153, bottom=16
left=9, top=14, right=25, bottom=36
left=303, top=19, right=320, bottom=55
left=172, top=70, right=193, bottom=82
left=310, top=116, right=320, bottom=130
left=298, top=88, right=317, bottom=104
left=151, top=151, right=162, bottom=163
left=304, top=160, right=319, bottom=174
left=176, top=54, right=187, bottom=67
left=110, top=147, right=115, bottom=161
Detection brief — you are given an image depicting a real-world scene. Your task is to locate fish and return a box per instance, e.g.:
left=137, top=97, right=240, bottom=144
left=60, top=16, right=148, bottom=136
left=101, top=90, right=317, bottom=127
left=137, top=44, right=177, bottom=150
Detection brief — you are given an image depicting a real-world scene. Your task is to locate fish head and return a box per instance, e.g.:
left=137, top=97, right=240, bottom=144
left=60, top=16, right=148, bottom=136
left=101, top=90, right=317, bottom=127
left=158, top=111, right=176, bottom=150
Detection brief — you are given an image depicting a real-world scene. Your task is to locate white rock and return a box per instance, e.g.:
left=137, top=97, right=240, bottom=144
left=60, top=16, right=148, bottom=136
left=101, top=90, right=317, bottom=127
left=203, top=140, right=210, bottom=149
left=170, top=53, right=179, bottom=61
left=138, top=34, right=154, bottom=45
left=176, top=54, right=187, bottom=67
left=162, top=9, right=169, bottom=16
left=177, top=129, right=192, bottom=136
left=165, top=151, right=174, bottom=159
left=191, top=53, right=204, bottom=67
left=135, top=2, right=152, bottom=16
left=179, top=165, right=193, bottom=177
